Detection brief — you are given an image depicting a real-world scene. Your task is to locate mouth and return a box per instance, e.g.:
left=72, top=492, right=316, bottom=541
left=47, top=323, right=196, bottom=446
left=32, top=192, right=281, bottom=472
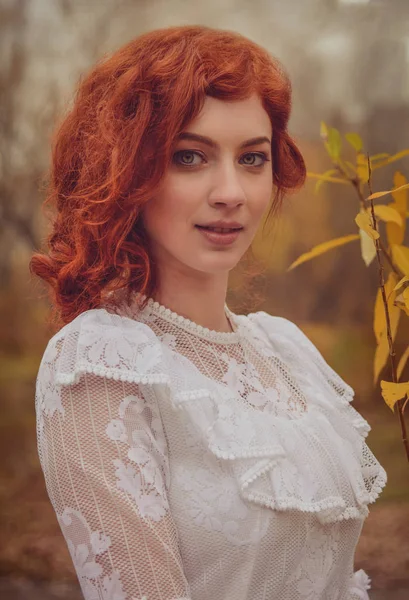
left=195, top=225, right=244, bottom=233
left=194, top=224, right=244, bottom=246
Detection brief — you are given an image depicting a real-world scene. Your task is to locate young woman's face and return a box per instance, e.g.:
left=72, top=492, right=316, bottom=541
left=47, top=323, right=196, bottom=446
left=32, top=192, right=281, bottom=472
left=141, top=92, right=273, bottom=277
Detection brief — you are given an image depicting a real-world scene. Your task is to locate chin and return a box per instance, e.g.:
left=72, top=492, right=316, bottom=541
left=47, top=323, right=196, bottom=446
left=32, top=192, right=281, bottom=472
left=188, top=256, right=242, bottom=273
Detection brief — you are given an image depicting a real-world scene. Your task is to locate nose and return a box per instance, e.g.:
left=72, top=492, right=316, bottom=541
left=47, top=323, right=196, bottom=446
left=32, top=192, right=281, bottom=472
left=207, top=161, right=246, bottom=208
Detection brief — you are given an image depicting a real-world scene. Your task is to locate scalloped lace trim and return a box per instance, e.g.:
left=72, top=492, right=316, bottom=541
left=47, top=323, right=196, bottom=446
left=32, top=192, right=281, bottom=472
left=171, top=386, right=387, bottom=525
left=55, top=363, right=170, bottom=386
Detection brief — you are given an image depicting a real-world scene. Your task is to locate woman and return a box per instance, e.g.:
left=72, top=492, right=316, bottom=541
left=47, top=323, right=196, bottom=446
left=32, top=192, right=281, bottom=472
left=30, top=24, right=386, bottom=600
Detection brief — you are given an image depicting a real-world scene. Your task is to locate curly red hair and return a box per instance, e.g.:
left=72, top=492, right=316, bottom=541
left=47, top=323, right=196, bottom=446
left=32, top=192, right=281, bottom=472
left=29, top=24, right=306, bottom=326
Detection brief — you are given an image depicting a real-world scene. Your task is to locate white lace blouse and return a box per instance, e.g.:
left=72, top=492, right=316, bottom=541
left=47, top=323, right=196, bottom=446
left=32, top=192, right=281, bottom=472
left=35, top=292, right=387, bottom=600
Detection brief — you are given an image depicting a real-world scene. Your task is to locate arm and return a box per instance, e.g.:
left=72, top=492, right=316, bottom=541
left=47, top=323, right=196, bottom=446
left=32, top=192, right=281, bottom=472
left=36, top=370, right=191, bottom=600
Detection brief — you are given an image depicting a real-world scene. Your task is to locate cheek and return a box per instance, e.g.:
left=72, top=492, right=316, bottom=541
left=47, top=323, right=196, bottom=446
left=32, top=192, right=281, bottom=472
left=250, top=172, right=273, bottom=205
left=142, top=194, right=190, bottom=245
left=251, top=189, right=273, bottom=221
left=144, top=206, right=172, bottom=242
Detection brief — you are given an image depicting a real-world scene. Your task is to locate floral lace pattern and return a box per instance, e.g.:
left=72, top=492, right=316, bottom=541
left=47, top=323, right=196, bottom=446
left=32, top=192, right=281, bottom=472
left=34, top=302, right=387, bottom=599
left=106, top=392, right=170, bottom=522
left=54, top=309, right=169, bottom=386
left=174, top=452, right=269, bottom=546
left=58, top=507, right=127, bottom=600
left=287, top=525, right=339, bottom=600
left=35, top=334, right=65, bottom=437
left=220, top=348, right=302, bottom=414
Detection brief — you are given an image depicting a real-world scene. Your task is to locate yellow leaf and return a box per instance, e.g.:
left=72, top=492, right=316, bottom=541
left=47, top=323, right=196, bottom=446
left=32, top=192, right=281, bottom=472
left=394, top=291, right=409, bottom=317
left=355, top=210, right=380, bottom=240
left=389, top=276, right=401, bottom=342
left=307, top=172, right=349, bottom=185
left=373, top=205, right=403, bottom=226
left=373, top=272, right=400, bottom=383
left=371, top=149, right=409, bottom=171
left=367, top=182, right=409, bottom=201
left=345, top=132, right=363, bottom=152
left=397, top=345, right=409, bottom=381
left=374, top=335, right=390, bottom=385
left=391, top=244, right=409, bottom=276
left=327, top=127, right=342, bottom=160
left=356, top=152, right=369, bottom=182
left=338, top=158, right=356, bottom=178
left=386, top=172, right=407, bottom=246
left=314, top=169, right=339, bottom=194
left=392, top=171, right=408, bottom=205
left=359, top=228, right=377, bottom=267
left=287, top=234, right=360, bottom=271
left=404, top=287, right=409, bottom=310
left=393, top=275, right=409, bottom=292
left=373, top=288, right=384, bottom=346
left=345, top=160, right=357, bottom=175
left=380, top=380, right=409, bottom=412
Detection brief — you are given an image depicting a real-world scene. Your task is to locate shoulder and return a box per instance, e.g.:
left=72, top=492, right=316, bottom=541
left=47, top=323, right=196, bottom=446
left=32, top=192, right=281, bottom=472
left=39, top=307, right=169, bottom=387
left=245, top=310, right=332, bottom=371
left=247, top=310, right=356, bottom=402
left=246, top=310, right=311, bottom=345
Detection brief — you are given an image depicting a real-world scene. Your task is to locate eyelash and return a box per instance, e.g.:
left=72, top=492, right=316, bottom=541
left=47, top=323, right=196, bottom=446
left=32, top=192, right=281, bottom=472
left=173, top=150, right=271, bottom=169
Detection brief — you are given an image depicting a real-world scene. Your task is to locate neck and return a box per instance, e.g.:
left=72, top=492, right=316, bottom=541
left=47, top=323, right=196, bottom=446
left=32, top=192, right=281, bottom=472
left=152, top=269, right=232, bottom=334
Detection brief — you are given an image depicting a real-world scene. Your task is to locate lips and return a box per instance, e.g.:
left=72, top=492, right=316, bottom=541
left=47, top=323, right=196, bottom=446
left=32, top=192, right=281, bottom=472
left=195, top=225, right=243, bottom=246
left=195, top=225, right=243, bottom=233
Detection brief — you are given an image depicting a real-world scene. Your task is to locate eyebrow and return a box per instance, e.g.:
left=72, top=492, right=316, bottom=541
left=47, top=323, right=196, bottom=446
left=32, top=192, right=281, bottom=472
left=176, top=132, right=271, bottom=149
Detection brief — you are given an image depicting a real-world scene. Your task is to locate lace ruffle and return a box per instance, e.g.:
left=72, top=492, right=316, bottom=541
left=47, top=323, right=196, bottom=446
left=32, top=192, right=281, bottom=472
left=50, top=306, right=387, bottom=526
left=349, top=568, right=372, bottom=599
left=169, top=313, right=387, bottom=525
left=51, top=309, right=170, bottom=387
left=171, top=383, right=386, bottom=525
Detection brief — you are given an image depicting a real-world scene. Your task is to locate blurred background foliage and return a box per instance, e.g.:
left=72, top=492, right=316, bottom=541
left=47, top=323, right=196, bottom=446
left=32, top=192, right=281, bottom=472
left=1, top=0, right=409, bottom=597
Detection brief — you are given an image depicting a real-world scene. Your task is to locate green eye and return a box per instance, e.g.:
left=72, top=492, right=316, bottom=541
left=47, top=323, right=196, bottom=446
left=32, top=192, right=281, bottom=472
left=172, top=150, right=271, bottom=168
left=173, top=150, right=204, bottom=167
left=241, top=153, right=270, bottom=167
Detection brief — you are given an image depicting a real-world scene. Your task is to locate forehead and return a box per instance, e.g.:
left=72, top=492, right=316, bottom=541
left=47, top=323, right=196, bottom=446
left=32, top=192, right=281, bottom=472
left=184, top=93, right=272, bottom=138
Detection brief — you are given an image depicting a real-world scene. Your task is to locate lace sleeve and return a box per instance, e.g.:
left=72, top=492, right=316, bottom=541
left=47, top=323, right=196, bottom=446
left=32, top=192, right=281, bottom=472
left=36, top=364, right=191, bottom=600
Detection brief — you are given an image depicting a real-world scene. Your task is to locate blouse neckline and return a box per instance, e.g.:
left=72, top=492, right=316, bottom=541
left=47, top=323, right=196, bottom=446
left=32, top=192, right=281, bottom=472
left=133, top=292, right=243, bottom=344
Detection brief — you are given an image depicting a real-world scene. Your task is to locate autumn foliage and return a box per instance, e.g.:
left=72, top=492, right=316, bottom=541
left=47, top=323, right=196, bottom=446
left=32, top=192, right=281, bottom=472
left=287, top=123, right=409, bottom=462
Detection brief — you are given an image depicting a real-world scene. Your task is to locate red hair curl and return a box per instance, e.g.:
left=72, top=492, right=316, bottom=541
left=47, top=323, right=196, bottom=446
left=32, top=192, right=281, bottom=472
left=29, top=24, right=306, bottom=326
